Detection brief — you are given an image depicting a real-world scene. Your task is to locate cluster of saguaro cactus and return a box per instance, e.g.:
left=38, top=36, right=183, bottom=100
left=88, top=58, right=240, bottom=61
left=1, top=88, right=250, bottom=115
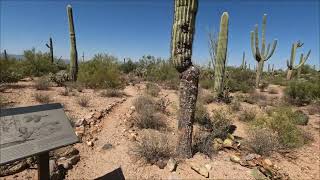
left=250, top=14, right=277, bottom=87
left=286, top=41, right=311, bottom=80
left=240, top=51, right=247, bottom=70
left=171, top=0, right=199, bottom=158
left=46, top=37, right=54, bottom=63
left=67, top=5, right=78, bottom=81
left=213, top=12, right=229, bottom=98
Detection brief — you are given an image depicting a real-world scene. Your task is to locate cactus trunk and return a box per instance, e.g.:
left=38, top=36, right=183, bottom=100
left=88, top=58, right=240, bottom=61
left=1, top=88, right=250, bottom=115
left=4, top=49, right=8, bottom=61
left=171, top=0, right=199, bottom=158
left=287, top=69, right=293, bottom=80
left=67, top=5, right=78, bottom=81
left=213, top=12, right=229, bottom=98
left=241, top=52, right=245, bottom=70
left=46, top=37, right=54, bottom=63
left=255, top=60, right=264, bottom=87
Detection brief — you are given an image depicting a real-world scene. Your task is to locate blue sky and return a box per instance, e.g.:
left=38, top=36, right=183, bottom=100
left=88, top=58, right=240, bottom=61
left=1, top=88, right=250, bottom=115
left=1, top=0, right=319, bottom=69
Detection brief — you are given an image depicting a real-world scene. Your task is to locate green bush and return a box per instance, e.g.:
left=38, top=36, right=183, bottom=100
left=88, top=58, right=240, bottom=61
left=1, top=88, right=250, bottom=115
left=285, top=80, right=320, bottom=105
left=247, top=127, right=280, bottom=155
left=252, top=106, right=310, bottom=148
left=200, top=79, right=214, bottom=90
left=225, top=67, right=255, bottom=93
left=0, top=58, right=23, bottom=83
left=77, top=54, right=124, bottom=89
left=120, top=58, right=137, bottom=74
left=210, top=110, right=233, bottom=139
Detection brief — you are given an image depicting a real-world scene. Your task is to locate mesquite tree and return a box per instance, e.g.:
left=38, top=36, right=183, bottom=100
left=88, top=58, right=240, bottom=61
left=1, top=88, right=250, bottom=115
left=213, top=12, right=229, bottom=98
left=171, top=0, right=199, bottom=158
left=67, top=5, right=78, bottom=81
left=250, top=14, right=277, bottom=87
left=286, top=41, right=311, bottom=80
left=46, top=37, right=54, bottom=63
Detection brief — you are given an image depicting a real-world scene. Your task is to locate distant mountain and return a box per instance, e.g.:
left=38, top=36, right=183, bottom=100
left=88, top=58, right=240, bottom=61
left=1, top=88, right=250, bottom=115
left=0, top=53, right=70, bottom=64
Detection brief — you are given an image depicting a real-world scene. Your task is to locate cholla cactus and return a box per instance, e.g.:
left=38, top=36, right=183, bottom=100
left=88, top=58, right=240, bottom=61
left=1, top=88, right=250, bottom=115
left=250, top=14, right=277, bottom=87
left=67, top=5, right=78, bottom=81
left=171, top=0, right=199, bottom=158
left=46, top=37, right=54, bottom=63
left=286, top=41, right=311, bottom=80
left=213, top=12, right=229, bottom=98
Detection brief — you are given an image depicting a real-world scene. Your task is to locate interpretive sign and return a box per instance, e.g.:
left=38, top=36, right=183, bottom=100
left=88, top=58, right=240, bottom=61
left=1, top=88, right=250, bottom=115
left=0, top=103, right=79, bottom=179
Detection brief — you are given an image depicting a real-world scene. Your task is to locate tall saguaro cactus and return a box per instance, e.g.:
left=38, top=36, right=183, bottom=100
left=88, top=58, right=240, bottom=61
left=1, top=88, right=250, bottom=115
left=171, top=0, right=199, bottom=158
left=241, top=51, right=246, bottom=70
left=213, top=12, right=229, bottom=98
left=67, top=5, right=78, bottom=81
left=250, top=14, right=277, bottom=87
left=46, top=37, right=54, bottom=63
left=286, top=41, right=311, bottom=80
left=4, top=49, right=8, bottom=61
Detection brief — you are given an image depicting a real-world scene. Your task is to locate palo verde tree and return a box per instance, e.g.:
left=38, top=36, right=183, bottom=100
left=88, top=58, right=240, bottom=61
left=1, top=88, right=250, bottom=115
left=213, top=12, right=229, bottom=98
left=46, top=37, right=54, bottom=63
left=67, top=4, right=78, bottom=81
left=250, top=14, right=277, bottom=87
left=286, top=41, right=311, bottom=80
left=171, top=0, right=199, bottom=158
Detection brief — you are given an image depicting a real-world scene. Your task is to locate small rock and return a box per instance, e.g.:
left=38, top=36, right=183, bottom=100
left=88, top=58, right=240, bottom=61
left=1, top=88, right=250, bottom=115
left=86, top=140, right=94, bottom=147
left=68, top=155, right=80, bottom=165
left=60, top=161, right=71, bottom=170
left=213, top=139, right=223, bottom=151
left=244, top=153, right=261, bottom=161
left=227, top=133, right=235, bottom=140
left=262, top=159, right=273, bottom=167
left=130, top=106, right=135, bottom=111
left=166, top=158, right=177, bottom=172
left=205, top=164, right=212, bottom=171
left=251, top=167, right=268, bottom=180
left=93, top=111, right=102, bottom=119
left=190, top=163, right=209, bottom=178
left=75, top=118, right=87, bottom=127
left=75, top=126, right=85, bottom=137
left=230, top=155, right=241, bottom=163
left=101, top=143, right=113, bottom=150
left=223, top=138, right=233, bottom=148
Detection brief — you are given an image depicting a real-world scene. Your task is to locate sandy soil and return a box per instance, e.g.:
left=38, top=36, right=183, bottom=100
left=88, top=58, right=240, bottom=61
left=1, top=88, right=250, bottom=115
left=1, top=80, right=319, bottom=179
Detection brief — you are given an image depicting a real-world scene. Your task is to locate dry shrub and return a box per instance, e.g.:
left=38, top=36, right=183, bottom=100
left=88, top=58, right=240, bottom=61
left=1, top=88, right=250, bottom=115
left=199, top=93, right=215, bottom=104
left=306, top=103, right=320, bottom=115
left=130, top=131, right=172, bottom=166
left=194, top=102, right=210, bottom=127
left=77, top=96, right=90, bottom=107
left=100, top=88, right=125, bottom=97
left=210, top=110, right=234, bottom=139
left=247, top=128, right=280, bottom=155
left=229, top=99, right=241, bottom=111
left=34, top=93, right=51, bottom=103
left=34, top=76, right=50, bottom=90
left=193, top=131, right=216, bottom=157
left=239, top=108, right=256, bottom=122
left=133, top=95, right=157, bottom=114
left=145, top=82, right=160, bottom=97
left=259, top=81, right=269, bottom=92
left=59, top=87, right=71, bottom=96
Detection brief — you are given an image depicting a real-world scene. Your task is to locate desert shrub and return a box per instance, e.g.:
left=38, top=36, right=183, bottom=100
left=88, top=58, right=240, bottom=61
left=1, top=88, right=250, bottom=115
left=229, top=99, right=241, bottom=111
left=77, top=96, right=90, bottom=107
left=66, top=82, right=84, bottom=92
left=49, top=70, right=69, bottom=86
left=34, top=93, right=51, bottom=103
left=252, top=106, right=309, bottom=148
left=0, top=58, right=23, bottom=83
left=285, top=80, right=320, bottom=105
left=200, top=79, right=214, bottom=90
left=193, top=132, right=215, bottom=156
left=210, top=110, right=234, bottom=139
left=131, top=131, right=172, bottom=165
left=267, top=74, right=287, bottom=86
left=34, top=76, right=50, bottom=90
left=199, top=93, right=215, bottom=104
left=133, top=96, right=157, bottom=114
left=306, top=102, right=320, bottom=115
left=78, top=54, right=123, bottom=89
left=291, top=110, right=309, bottom=125
left=194, top=102, right=210, bottom=127
left=244, top=91, right=267, bottom=105
left=0, top=94, right=7, bottom=108
left=100, top=88, right=125, bottom=97
left=239, top=108, right=256, bottom=122
left=120, top=58, right=138, bottom=74
left=145, top=83, right=160, bottom=97
left=59, top=87, right=71, bottom=96
left=247, top=127, right=280, bottom=155
left=268, top=87, right=279, bottom=94
left=225, top=67, right=255, bottom=93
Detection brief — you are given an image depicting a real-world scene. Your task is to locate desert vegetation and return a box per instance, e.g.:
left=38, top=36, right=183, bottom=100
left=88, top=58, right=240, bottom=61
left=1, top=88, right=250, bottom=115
left=0, top=1, right=319, bottom=180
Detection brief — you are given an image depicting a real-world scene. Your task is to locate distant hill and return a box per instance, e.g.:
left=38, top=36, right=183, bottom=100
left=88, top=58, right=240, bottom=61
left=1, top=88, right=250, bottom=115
left=0, top=53, right=70, bottom=64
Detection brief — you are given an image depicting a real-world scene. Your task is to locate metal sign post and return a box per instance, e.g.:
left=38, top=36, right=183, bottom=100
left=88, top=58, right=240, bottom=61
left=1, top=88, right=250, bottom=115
left=0, top=103, right=79, bottom=179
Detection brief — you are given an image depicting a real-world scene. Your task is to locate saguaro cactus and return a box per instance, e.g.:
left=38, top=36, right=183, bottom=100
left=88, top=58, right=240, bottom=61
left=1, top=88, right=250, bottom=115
left=286, top=41, right=311, bottom=80
left=241, top=52, right=246, bottom=70
left=213, top=12, right=229, bottom=98
left=46, top=37, right=54, bottom=63
left=171, top=0, right=199, bottom=158
left=67, top=5, right=78, bottom=81
left=3, top=49, right=8, bottom=61
left=250, top=14, right=277, bottom=87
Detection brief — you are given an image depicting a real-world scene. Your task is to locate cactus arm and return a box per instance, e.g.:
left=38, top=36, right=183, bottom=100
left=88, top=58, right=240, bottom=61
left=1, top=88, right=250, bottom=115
left=265, top=43, right=271, bottom=58
left=254, top=25, right=262, bottom=61
left=46, top=44, right=50, bottom=48
left=261, top=14, right=266, bottom=56
left=264, top=39, right=277, bottom=61
left=287, top=59, right=291, bottom=69
left=250, top=31, right=256, bottom=59
left=294, top=50, right=311, bottom=70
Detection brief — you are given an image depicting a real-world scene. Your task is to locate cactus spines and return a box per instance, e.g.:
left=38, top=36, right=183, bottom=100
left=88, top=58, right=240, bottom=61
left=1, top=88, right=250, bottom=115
left=213, top=12, right=229, bottom=98
left=171, top=0, right=199, bottom=158
left=46, top=37, right=54, bottom=63
left=250, top=14, right=277, bottom=87
left=67, top=4, right=78, bottom=81
left=3, top=49, right=8, bottom=61
left=286, top=41, right=311, bottom=80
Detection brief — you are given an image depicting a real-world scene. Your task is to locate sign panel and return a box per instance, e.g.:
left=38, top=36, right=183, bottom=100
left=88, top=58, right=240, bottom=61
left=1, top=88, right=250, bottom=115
left=0, top=103, right=79, bottom=165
